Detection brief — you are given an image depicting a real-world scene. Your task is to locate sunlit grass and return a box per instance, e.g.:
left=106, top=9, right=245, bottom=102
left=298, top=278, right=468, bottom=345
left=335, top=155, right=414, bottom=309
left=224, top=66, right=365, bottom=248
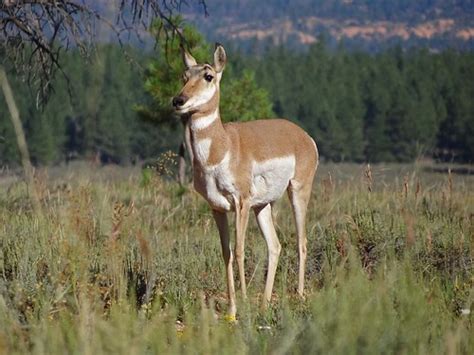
left=0, top=162, right=472, bottom=354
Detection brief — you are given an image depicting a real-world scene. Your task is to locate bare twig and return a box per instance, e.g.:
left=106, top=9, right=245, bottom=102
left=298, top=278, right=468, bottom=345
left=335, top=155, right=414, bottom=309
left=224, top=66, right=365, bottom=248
left=1, top=0, right=207, bottom=105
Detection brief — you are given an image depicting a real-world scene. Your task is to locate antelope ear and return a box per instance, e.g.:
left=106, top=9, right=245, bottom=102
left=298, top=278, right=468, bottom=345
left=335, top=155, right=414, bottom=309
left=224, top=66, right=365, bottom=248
left=213, top=43, right=226, bottom=73
left=181, top=46, right=197, bottom=68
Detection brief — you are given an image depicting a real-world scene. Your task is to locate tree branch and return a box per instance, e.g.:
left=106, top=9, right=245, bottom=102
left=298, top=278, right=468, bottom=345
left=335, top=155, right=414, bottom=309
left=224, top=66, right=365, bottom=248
left=0, top=0, right=207, bottom=105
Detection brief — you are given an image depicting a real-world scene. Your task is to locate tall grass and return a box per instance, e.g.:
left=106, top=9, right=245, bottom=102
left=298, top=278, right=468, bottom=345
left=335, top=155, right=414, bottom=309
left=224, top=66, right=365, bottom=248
left=0, top=162, right=472, bottom=354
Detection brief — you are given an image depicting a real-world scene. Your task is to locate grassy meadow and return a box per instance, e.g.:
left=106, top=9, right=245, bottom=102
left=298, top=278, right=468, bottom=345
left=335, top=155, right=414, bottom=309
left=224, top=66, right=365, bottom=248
left=0, top=161, right=473, bottom=354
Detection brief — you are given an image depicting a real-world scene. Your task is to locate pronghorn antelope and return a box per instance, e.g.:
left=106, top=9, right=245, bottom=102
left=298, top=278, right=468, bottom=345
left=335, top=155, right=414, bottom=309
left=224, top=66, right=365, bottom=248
left=172, top=44, right=318, bottom=318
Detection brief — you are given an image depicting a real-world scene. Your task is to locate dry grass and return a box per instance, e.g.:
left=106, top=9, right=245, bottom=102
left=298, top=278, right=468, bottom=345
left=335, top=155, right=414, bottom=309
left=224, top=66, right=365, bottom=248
left=0, top=161, right=473, bottom=354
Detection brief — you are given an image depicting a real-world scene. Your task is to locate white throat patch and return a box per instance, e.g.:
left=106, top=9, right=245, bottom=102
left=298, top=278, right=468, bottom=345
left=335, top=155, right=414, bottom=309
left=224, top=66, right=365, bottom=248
left=190, top=109, right=219, bottom=131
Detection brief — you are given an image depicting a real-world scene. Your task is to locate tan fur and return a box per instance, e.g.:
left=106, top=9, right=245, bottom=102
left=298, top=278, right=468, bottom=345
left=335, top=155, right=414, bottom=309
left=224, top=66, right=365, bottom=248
left=174, top=45, right=318, bottom=317
left=191, top=118, right=317, bottom=207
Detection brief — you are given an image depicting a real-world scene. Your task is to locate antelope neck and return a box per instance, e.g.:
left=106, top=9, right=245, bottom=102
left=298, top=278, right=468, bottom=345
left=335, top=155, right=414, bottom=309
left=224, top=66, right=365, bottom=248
left=189, top=108, right=221, bottom=132
left=189, top=108, right=230, bottom=167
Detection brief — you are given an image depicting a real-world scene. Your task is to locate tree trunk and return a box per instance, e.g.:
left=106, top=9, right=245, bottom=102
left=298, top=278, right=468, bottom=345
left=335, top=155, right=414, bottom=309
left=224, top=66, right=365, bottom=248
left=0, top=66, right=41, bottom=212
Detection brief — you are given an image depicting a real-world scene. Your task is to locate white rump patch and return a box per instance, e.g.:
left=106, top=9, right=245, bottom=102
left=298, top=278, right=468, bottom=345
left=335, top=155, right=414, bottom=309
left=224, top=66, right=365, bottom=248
left=250, top=156, right=296, bottom=206
left=190, top=109, right=219, bottom=131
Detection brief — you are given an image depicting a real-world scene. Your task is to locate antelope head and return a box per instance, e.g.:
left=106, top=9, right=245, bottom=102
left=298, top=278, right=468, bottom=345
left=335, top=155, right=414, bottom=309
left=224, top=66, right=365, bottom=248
left=172, top=44, right=227, bottom=115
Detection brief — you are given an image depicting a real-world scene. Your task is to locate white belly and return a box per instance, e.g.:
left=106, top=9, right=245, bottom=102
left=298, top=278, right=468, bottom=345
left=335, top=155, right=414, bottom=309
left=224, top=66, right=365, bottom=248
left=194, top=153, right=296, bottom=211
left=250, top=156, right=296, bottom=206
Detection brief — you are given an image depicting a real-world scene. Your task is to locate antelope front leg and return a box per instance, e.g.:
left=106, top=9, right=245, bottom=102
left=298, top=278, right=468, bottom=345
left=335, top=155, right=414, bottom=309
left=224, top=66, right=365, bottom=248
left=235, top=199, right=250, bottom=298
left=183, top=117, right=194, bottom=164
left=212, top=210, right=236, bottom=317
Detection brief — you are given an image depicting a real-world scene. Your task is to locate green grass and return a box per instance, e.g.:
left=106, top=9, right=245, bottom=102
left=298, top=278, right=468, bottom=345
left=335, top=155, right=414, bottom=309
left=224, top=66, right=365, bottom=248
left=0, top=162, right=473, bottom=354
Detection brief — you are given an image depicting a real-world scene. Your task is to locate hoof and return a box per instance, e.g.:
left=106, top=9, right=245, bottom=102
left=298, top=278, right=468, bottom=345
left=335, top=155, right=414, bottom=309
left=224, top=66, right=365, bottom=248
left=224, top=314, right=237, bottom=323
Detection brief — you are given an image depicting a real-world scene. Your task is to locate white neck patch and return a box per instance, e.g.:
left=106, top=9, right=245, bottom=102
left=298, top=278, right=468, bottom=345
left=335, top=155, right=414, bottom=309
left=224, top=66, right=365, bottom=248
left=190, top=109, right=219, bottom=131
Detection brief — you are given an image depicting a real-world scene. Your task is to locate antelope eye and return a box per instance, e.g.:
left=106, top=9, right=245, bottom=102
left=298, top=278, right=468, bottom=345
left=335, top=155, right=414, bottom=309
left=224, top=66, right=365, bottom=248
left=204, top=74, right=213, bottom=82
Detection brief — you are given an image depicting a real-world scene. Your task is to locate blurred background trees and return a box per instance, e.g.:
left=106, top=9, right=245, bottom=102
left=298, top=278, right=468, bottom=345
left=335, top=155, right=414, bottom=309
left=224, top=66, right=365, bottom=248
left=0, top=2, right=473, bottom=166
left=1, top=39, right=473, bottom=166
left=246, top=44, right=474, bottom=163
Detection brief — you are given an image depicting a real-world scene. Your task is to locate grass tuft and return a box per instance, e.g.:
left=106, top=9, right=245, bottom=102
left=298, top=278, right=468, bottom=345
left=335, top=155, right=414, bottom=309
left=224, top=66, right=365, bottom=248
left=0, top=162, right=472, bottom=354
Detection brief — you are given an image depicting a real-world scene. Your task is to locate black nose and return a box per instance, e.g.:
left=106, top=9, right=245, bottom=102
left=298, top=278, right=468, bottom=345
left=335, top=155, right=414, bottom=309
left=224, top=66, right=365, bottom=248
left=172, top=95, right=187, bottom=108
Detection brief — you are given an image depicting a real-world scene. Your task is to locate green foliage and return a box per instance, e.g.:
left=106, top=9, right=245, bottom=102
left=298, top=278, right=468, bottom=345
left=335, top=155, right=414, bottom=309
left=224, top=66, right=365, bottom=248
left=248, top=44, right=474, bottom=163
left=220, top=70, right=273, bottom=122
left=1, top=39, right=472, bottom=166
left=136, top=17, right=211, bottom=124
left=435, top=51, right=474, bottom=163
left=0, top=163, right=472, bottom=353
left=0, top=45, right=164, bottom=165
left=137, top=18, right=274, bottom=127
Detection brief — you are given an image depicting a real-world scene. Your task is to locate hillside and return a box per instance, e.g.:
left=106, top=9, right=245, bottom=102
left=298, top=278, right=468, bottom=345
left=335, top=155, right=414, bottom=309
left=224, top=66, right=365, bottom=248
left=184, top=0, right=474, bottom=51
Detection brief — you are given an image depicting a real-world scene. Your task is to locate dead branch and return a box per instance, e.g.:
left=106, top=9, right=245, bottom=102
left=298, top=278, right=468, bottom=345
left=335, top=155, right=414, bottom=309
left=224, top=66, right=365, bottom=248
left=0, top=0, right=207, bottom=105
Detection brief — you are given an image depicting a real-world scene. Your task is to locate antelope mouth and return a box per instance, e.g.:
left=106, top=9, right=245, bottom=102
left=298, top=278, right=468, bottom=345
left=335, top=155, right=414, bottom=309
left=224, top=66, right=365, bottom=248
left=174, top=106, right=190, bottom=115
